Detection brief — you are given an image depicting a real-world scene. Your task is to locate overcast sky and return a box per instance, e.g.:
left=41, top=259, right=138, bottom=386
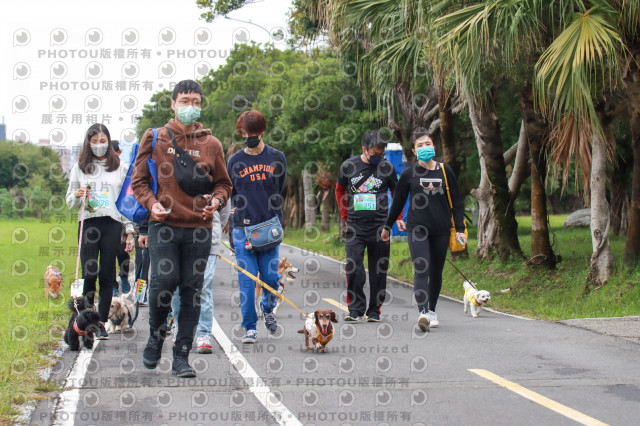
left=1, top=0, right=293, bottom=152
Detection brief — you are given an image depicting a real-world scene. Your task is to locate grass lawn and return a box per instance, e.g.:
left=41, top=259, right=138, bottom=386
left=0, top=216, right=87, bottom=422
left=283, top=215, right=640, bottom=320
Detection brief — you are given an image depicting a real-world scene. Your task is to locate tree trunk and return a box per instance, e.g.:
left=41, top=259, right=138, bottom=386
left=508, top=122, right=530, bottom=200
left=609, top=156, right=630, bottom=236
left=320, top=186, right=334, bottom=232
left=283, top=176, right=296, bottom=228
left=387, top=83, right=439, bottom=159
left=437, top=74, right=458, bottom=175
left=468, top=97, right=523, bottom=261
left=624, top=79, right=640, bottom=267
left=589, top=131, right=615, bottom=287
left=521, top=87, right=556, bottom=268
left=296, top=177, right=304, bottom=229
left=303, top=169, right=316, bottom=229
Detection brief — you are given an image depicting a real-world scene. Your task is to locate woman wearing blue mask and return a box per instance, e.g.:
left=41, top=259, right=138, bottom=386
left=381, top=131, right=466, bottom=331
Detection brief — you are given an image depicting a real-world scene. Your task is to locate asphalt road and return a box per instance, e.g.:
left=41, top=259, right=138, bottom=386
left=31, top=243, right=640, bottom=425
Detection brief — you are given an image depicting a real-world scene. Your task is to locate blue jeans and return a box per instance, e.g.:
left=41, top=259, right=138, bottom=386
left=233, top=228, right=280, bottom=331
left=172, top=254, right=218, bottom=338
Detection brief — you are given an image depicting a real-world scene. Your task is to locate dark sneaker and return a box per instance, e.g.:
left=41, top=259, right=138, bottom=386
left=120, top=277, right=131, bottom=294
left=263, top=310, right=278, bottom=334
left=96, top=324, right=109, bottom=340
left=172, top=345, right=196, bottom=378
left=142, top=331, right=164, bottom=369
left=345, top=312, right=363, bottom=322
left=367, top=312, right=381, bottom=322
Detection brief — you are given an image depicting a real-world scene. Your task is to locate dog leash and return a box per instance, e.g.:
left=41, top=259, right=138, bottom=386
left=446, top=258, right=477, bottom=290
left=129, top=247, right=147, bottom=327
left=72, top=191, right=88, bottom=314
left=217, top=253, right=311, bottom=319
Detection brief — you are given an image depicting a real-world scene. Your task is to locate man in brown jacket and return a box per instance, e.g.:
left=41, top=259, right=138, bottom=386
left=132, top=79, right=232, bottom=377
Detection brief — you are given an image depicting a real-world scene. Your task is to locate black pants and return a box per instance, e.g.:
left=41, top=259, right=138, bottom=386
left=134, top=238, right=150, bottom=284
left=147, top=222, right=211, bottom=350
left=344, top=225, right=390, bottom=316
left=116, top=240, right=131, bottom=285
left=79, top=216, right=122, bottom=322
left=407, top=226, right=449, bottom=312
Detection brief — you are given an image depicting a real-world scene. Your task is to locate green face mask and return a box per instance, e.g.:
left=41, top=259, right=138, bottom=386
left=176, top=105, right=201, bottom=125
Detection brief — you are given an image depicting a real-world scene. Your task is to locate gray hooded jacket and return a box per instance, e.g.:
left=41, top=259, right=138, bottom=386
left=210, top=203, right=231, bottom=256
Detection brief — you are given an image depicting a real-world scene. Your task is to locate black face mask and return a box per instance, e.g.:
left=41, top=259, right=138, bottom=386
left=244, top=136, right=261, bottom=148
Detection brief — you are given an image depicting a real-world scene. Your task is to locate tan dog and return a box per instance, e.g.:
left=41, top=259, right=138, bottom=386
left=106, top=293, right=136, bottom=333
left=44, top=265, right=62, bottom=298
left=298, top=309, right=338, bottom=353
left=256, top=257, right=299, bottom=318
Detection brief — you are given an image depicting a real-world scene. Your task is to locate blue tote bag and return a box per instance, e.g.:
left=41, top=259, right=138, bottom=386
left=116, top=128, right=158, bottom=225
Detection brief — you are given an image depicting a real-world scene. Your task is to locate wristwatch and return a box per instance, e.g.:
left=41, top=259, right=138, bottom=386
left=216, top=198, right=225, bottom=210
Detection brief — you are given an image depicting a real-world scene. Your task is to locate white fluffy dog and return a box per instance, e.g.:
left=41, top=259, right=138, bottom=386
left=463, top=281, right=491, bottom=318
left=106, top=292, right=136, bottom=333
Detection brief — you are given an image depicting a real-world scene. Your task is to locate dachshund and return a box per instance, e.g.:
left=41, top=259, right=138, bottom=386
left=298, top=309, right=338, bottom=353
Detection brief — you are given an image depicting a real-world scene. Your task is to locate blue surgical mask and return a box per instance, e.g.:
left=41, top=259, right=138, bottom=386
left=416, top=146, right=435, bottom=162
left=176, top=105, right=201, bottom=126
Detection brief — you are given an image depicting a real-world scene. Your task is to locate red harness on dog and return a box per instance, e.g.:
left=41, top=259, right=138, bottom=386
left=73, top=320, right=88, bottom=336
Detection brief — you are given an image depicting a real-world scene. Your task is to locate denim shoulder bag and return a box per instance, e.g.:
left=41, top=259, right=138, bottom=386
left=243, top=149, right=284, bottom=252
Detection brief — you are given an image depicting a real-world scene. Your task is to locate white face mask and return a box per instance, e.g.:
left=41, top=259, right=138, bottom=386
left=91, top=143, right=108, bottom=157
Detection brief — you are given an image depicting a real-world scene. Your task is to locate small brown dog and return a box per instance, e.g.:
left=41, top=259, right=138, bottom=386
left=44, top=266, right=62, bottom=298
left=298, top=309, right=338, bottom=353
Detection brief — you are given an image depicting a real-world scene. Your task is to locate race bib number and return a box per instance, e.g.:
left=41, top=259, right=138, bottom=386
left=353, top=193, right=376, bottom=211
left=88, top=189, right=110, bottom=209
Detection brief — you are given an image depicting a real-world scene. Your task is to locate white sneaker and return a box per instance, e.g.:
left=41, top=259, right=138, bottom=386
left=417, top=310, right=430, bottom=332
left=242, top=329, right=257, bottom=344
left=196, top=335, right=213, bottom=354
left=171, top=323, right=177, bottom=345
left=427, top=310, right=439, bottom=328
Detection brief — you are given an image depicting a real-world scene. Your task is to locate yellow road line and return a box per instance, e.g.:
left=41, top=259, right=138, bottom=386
left=322, top=298, right=349, bottom=312
left=468, top=369, right=609, bottom=426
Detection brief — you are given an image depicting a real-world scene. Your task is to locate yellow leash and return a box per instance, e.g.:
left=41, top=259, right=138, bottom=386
left=217, top=253, right=311, bottom=319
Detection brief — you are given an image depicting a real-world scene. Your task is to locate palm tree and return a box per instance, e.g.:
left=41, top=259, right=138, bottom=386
left=436, top=1, right=535, bottom=261
left=436, top=0, right=556, bottom=266
left=533, top=1, right=636, bottom=284
left=306, top=0, right=528, bottom=260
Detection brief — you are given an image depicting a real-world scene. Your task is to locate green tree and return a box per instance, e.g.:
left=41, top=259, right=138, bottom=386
left=531, top=0, right=639, bottom=281
left=0, top=141, right=68, bottom=217
left=136, top=44, right=380, bottom=228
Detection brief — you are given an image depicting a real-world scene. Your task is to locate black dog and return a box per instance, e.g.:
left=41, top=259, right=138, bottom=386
left=63, top=297, right=100, bottom=351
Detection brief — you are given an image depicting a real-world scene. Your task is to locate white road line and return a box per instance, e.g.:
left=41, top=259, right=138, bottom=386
left=53, top=341, right=99, bottom=426
left=281, top=243, right=533, bottom=321
left=211, top=318, right=302, bottom=426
